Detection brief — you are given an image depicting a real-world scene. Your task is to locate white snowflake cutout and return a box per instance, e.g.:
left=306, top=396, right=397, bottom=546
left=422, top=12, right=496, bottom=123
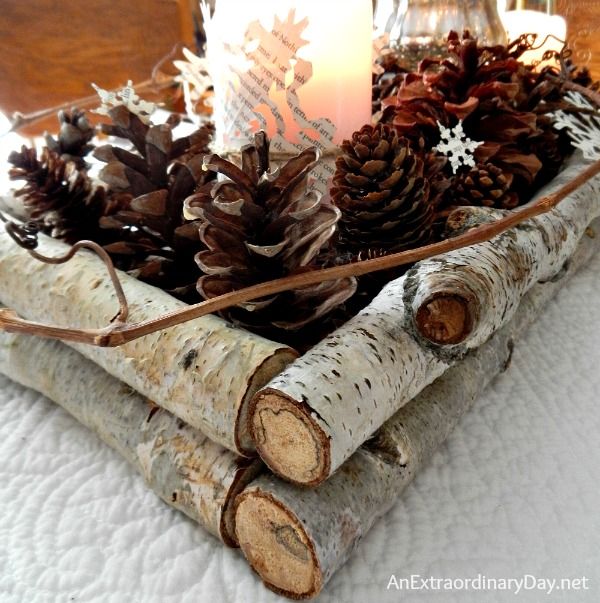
left=553, top=91, right=600, bottom=161
left=174, top=48, right=213, bottom=123
left=433, top=120, right=483, bottom=174
left=92, top=80, right=157, bottom=124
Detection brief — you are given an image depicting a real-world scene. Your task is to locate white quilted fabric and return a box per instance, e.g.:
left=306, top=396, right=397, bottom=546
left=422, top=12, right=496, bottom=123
left=1, top=238, right=599, bottom=603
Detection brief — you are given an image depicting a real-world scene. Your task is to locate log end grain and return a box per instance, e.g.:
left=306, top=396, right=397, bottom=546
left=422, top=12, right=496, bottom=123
left=235, top=489, right=322, bottom=599
left=220, top=458, right=264, bottom=547
left=236, top=349, right=298, bottom=456
left=250, top=390, right=330, bottom=486
left=414, top=293, right=473, bottom=346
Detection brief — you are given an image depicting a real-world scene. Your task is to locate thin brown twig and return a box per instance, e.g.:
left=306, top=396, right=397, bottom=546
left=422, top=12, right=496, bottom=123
left=29, top=242, right=129, bottom=324
left=0, top=214, right=129, bottom=324
left=7, top=79, right=174, bottom=134
left=1, top=158, right=600, bottom=347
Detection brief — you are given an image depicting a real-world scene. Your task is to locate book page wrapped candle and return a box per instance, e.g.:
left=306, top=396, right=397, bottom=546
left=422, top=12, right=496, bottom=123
left=203, top=0, right=373, bottom=195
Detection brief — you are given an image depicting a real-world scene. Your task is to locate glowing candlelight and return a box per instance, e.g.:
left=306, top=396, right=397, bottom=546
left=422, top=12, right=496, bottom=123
left=205, top=0, right=373, bottom=153
left=501, top=9, right=567, bottom=68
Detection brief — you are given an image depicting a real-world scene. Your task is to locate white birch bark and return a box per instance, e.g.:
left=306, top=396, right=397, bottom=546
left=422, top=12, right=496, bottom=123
left=404, top=155, right=600, bottom=353
left=0, top=220, right=297, bottom=454
left=0, top=331, right=262, bottom=545
left=250, top=155, right=600, bottom=485
left=235, top=221, right=600, bottom=598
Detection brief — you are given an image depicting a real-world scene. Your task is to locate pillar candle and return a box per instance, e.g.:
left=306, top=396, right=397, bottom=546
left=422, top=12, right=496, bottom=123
left=205, top=0, right=373, bottom=154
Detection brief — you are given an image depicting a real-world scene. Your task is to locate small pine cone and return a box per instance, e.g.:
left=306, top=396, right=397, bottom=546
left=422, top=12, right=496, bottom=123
left=45, top=108, right=95, bottom=167
left=331, top=124, right=434, bottom=256
left=451, top=163, right=518, bottom=210
left=8, top=146, right=106, bottom=242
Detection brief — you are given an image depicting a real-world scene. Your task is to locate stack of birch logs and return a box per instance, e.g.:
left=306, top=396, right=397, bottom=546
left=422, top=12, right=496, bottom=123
left=1, top=153, right=599, bottom=599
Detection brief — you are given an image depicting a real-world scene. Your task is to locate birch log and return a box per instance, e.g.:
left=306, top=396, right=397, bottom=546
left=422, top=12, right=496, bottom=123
left=236, top=220, right=600, bottom=599
left=250, top=156, right=600, bottom=485
left=405, top=155, right=600, bottom=352
left=0, top=331, right=262, bottom=546
left=0, top=219, right=297, bottom=454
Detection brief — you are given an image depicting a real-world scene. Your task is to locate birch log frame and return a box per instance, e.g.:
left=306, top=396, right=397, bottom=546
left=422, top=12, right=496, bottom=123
left=249, top=156, right=600, bottom=486
left=0, top=332, right=262, bottom=546
left=235, top=220, right=600, bottom=599
left=0, top=221, right=297, bottom=454
left=406, top=156, right=600, bottom=351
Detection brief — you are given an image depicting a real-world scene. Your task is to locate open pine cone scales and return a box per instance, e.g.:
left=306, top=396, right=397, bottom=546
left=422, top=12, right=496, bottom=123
left=331, top=124, right=434, bottom=257
left=184, top=132, right=356, bottom=332
left=8, top=146, right=106, bottom=242
left=93, top=107, right=215, bottom=297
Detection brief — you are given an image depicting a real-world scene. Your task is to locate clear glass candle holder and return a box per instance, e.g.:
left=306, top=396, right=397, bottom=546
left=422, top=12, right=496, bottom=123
left=389, top=0, right=507, bottom=69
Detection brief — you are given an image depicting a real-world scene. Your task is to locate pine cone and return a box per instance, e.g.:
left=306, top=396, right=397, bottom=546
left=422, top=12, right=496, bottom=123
left=184, top=131, right=356, bottom=334
left=373, top=51, right=408, bottom=117
left=382, top=31, right=562, bottom=188
left=447, top=163, right=518, bottom=210
left=94, top=107, right=216, bottom=299
left=44, top=108, right=95, bottom=167
left=331, top=124, right=434, bottom=257
left=525, top=115, right=571, bottom=188
left=8, top=146, right=106, bottom=242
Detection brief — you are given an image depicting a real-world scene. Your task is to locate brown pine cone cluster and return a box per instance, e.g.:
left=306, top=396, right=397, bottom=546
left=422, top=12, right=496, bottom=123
left=184, top=132, right=356, bottom=333
left=331, top=124, right=435, bottom=257
left=379, top=31, right=579, bottom=207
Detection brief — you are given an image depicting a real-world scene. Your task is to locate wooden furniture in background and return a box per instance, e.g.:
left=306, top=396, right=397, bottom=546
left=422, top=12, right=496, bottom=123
left=558, top=0, right=600, bottom=79
left=0, top=0, right=196, bottom=133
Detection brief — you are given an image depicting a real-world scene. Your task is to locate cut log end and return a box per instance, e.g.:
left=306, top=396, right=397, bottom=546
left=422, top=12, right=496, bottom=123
left=235, top=489, right=322, bottom=599
left=237, top=349, right=298, bottom=456
left=219, top=459, right=263, bottom=547
left=250, top=391, right=330, bottom=486
left=414, top=294, right=473, bottom=345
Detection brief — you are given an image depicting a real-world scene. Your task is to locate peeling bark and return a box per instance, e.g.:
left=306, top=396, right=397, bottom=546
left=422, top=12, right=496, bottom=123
left=0, top=221, right=297, bottom=454
left=236, top=221, right=600, bottom=599
left=406, top=157, right=600, bottom=350
left=249, top=157, right=600, bottom=485
left=0, top=331, right=262, bottom=546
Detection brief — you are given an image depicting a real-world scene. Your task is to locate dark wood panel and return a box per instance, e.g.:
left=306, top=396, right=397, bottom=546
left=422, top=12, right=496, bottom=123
left=558, top=0, right=600, bottom=78
left=0, top=0, right=194, bottom=129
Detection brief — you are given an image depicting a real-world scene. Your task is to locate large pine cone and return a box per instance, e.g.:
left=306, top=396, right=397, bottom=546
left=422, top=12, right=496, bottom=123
left=93, top=107, right=215, bottom=299
left=8, top=146, right=106, bottom=242
left=331, top=124, right=434, bottom=257
left=184, top=132, right=356, bottom=333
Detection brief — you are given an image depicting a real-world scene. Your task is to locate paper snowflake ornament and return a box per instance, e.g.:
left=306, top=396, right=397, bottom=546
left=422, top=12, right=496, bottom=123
left=433, top=121, right=483, bottom=174
left=174, top=48, right=213, bottom=123
left=553, top=91, right=600, bottom=161
left=92, top=80, right=157, bottom=124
